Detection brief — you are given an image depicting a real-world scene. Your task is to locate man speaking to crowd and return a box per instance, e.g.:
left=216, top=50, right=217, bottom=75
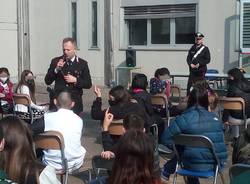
left=45, top=37, right=92, bottom=115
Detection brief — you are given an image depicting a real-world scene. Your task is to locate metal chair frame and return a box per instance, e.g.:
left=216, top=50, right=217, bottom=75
left=34, top=131, right=69, bottom=184
left=13, top=93, right=34, bottom=123
left=172, top=134, right=225, bottom=184
left=219, top=97, right=248, bottom=129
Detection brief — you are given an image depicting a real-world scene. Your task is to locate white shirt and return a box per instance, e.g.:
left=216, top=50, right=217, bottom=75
left=39, top=165, right=61, bottom=184
left=43, top=108, right=86, bottom=172
left=15, top=85, right=45, bottom=112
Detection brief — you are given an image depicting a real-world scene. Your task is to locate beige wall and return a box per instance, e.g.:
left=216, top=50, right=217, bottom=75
left=110, top=0, right=239, bottom=85
left=0, top=0, right=18, bottom=82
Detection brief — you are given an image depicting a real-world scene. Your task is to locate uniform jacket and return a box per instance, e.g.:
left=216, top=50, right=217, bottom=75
left=45, top=55, right=92, bottom=95
left=161, top=106, right=227, bottom=171
left=187, top=44, right=210, bottom=76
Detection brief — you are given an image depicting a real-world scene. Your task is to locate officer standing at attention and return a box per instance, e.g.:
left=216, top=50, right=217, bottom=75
left=45, top=37, right=92, bottom=115
left=186, top=32, right=210, bottom=95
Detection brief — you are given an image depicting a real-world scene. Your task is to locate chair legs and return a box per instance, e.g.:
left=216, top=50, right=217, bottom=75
left=220, top=172, right=226, bottom=184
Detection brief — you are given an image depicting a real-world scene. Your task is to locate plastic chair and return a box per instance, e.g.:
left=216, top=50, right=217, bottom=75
left=206, top=69, right=220, bottom=88
left=34, top=131, right=69, bottom=184
left=219, top=97, right=250, bottom=129
left=151, top=95, right=170, bottom=126
left=172, top=134, right=225, bottom=184
left=13, top=93, right=34, bottom=123
left=229, top=163, right=250, bottom=181
left=170, top=85, right=181, bottom=106
left=108, top=119, right=124, bottom=136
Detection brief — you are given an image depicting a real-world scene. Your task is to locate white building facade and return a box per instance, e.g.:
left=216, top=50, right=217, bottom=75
left=0, top=0, right=242, bottom=86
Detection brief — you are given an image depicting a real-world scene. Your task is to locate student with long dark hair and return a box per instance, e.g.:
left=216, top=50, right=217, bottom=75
left=91, top=85, right=152, bottom=129
left=161, top=83, right=227, bottom=183
left=223, top=68, right=250, bottom=139
left=0, top=116, right=60, bottom=184
left=89, top=130, right=161, bottom=184
left=15, top=70, right=47, bottom=120
left=130, top=73, right=165, bottom=140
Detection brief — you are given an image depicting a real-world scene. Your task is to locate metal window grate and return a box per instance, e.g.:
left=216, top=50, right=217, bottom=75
left=124, top=4, right=196, bottom=19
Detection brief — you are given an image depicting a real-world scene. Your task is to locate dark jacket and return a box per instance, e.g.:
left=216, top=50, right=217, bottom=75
left=223, top=79, right=250, bottom=121
left=161, top=106, right=227, bottom=171
left=45, top=55, right=92, bottom=95
left=91, top=97, right=152, bottom=129
left=130, top=90, right=154, bottom=116
left=187, top=44, right=210, bottom=76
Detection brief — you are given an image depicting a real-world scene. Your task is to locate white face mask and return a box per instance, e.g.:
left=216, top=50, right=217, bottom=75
left=0, top=77, right=8, bottom=83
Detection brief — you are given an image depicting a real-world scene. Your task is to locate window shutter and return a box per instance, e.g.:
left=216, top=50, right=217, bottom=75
left=240, top=0, right=250, bottom=52
left=124, top=4, right=196, bottom=19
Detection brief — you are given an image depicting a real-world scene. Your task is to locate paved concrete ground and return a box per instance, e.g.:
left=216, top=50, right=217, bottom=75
left=35, top=84, right=232, bottom=184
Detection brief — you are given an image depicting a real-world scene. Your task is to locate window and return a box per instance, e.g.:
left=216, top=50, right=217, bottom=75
left=91, top=1, right=98, bottom=47
left=151, top=19, right=170, bottom=44
left=71, top=1, right=78, bottom=44
left=124, top=4, right=196, bottom=47
left=129, top=19, right=147, bottom=45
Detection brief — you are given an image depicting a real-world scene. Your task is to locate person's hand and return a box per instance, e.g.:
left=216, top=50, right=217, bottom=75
left=94, top=85, right=102, bottom=97
left=56, top=59, right=65, bottom=69
left=0, top=93, right=5, bottom=98
left=103, top=108, right=114, bottom=131
left=195, top=63, right=200, bottom=68
left=101, top=151, right=115, bottom=159
left=224, top=121, right=229, bottom=125
left=190, top=63, right=196, bottom=68
left=64, top=74, right=77, bottom=83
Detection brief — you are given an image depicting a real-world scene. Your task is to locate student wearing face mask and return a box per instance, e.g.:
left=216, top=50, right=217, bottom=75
left=91, top=85, right=152, bottom=131
left=0, top=67, right=13, bottom=113
left=15, top=70, right=47, bottom=121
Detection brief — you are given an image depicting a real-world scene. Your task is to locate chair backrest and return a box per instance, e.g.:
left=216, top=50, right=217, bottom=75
left=229, top=163, right=250, bottom=180
left=151, top=95, right=167, bottom=107
left=172, top=134, right=220, bottom=168
left=34, top=131, right=65, bottom=150
left=219, top=97, right=246, bottom=128
left=108, top=119, right=124, bottom=136
left=219, top=97, right=245, bottom=111
left=13, top=93, right=31, bottom=106
left=170, top=85, right=181, bottom=105
left=34, top=131, right=68, bottom=184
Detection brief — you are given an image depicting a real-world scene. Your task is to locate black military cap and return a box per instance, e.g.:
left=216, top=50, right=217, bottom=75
left=195, top=32, right=204, bottom=38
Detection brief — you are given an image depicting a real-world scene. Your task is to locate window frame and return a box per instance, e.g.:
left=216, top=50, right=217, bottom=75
left=121, top=3, right=198, bottom=51
left=69, top=0, right=79, bottom=48
left=89, top=0, right=100, bottom=50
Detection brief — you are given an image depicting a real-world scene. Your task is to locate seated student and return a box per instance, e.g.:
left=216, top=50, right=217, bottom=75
left=43, top=90, right=86, bottom=172
left=223, top=68, right=250, bottom=140
left=150, top=68, right=182, bottom=117
left=15, top=70, right=47, bottom=120
left=150, top=67, right=171, bottom=98
left=91, top=85, right=152, bottom=130
left=0, top=67, right=13, bottom=114
left=161, top=82, right=227, bottom=183
left=0, top=119, right=14, bottom=184
left=232, top=125, right=250, bottom=164
left=100, top=111, right=160, bottom=177
left=0, top=116, right=60, bottom=184
left=90, top=130, right=162, bottom=184
left=130, top=73, right=165, bottom=140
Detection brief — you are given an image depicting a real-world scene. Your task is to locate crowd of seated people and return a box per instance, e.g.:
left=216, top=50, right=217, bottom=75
left=2, top=66, right=250, bottom=184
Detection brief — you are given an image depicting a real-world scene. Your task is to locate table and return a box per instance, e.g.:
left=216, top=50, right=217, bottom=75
left=116, top=66, right=141, bottom=86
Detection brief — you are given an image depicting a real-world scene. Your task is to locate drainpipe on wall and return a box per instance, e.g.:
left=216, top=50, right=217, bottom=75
left=104, top=0, right=113, bottom=86
left=17, top=0, right=30, bottom=79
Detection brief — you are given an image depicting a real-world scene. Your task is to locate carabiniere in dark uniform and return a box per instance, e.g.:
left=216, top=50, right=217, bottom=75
left=45, top=55, right=92, bottom=114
